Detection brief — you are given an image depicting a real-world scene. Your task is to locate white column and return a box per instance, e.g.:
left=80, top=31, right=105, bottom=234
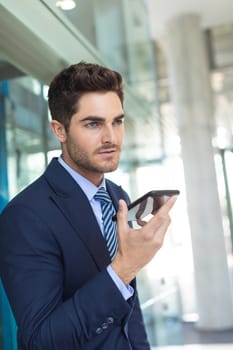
left=165, top=14, right=233, bottom=330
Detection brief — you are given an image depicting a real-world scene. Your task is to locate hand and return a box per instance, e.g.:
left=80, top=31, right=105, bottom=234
left=111, top=196, right=177, bottom=284
left=135, top=196, right=165, bottom=226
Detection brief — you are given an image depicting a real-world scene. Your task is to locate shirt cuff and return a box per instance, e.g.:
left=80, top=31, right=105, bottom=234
left=107, top=265, right=134, bottom=300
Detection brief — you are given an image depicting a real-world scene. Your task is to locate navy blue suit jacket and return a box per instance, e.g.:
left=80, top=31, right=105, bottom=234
left=0, top=158, right=150, bottom=349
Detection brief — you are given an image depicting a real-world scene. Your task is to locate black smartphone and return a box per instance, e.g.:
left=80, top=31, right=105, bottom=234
left=112, top=190, right=179, bottom=222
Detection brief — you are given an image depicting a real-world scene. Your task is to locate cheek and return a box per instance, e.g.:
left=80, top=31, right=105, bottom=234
left=76, top=133, right=98, bottom=150
left=117, top=129, right=124, bottom=143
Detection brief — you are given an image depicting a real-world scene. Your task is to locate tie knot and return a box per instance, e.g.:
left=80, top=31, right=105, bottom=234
left=94, top=187, right=111, bottom=204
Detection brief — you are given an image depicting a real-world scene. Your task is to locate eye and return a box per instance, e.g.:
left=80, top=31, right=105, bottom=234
left=85, top=121, right=99, bottom=129
left=114, top=118, right=124, bottom=126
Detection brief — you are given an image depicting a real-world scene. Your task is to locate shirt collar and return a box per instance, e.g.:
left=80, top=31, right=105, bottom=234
left=58, top=156, right=106, bottom=201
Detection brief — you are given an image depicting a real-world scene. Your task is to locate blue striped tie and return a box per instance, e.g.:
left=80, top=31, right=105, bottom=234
left=94, top=187, right=118, bottom=260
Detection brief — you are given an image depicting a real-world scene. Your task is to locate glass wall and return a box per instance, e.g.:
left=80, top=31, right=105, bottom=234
left=0, top=80, right=17, bottom=350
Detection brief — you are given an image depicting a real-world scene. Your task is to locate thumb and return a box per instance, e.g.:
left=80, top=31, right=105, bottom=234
left=116, top=199, right=129, bottom=230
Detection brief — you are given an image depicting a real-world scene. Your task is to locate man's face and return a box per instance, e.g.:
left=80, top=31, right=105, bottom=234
left=52, top=91, right=124, bottom=185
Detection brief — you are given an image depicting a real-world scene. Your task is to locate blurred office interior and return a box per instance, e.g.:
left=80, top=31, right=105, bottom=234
left=0, top=0, right=233, bottom=349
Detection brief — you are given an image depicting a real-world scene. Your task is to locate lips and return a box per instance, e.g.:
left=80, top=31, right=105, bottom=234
left=96, top=148, right=120, bottom=160
left=99, top=149, right=116, bottom=154
left=97, top=145, right=119, bottom=154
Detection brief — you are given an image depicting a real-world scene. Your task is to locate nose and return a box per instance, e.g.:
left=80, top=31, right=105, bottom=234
left=102, top=124, right=115, bottom=144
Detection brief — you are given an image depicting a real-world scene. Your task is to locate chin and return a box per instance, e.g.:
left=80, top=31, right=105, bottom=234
left=102, top=164, right=118, bottom=173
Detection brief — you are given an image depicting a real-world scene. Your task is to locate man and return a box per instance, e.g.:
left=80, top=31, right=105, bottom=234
left=0, top=62, right=177, bottom=349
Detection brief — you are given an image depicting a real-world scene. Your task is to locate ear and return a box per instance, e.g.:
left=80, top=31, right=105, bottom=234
left=50, top=120, right=67, bottom=143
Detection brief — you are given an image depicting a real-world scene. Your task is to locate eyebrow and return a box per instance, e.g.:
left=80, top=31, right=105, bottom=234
left=80, top=114, right=125, bottom=122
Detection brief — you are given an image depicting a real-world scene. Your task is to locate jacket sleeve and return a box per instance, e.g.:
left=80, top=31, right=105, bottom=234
left=0, top=204, right=132, bottom=349
left=128, top=289, right=151, bottom=349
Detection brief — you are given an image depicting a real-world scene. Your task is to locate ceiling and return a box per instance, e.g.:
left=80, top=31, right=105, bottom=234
left=146, top=0, right=233, bottom=39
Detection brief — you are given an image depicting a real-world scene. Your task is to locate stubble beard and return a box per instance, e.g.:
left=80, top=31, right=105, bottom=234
left=66, top=141, right=121, bottom=176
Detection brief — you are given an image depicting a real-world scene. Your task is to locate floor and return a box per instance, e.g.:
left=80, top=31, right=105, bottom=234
left=182, top=324, right=233, bottom=345
left=151, top=321, right=233, bottom=349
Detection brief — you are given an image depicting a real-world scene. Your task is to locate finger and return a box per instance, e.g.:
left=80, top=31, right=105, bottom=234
left=135, top=200, right=147, bottom=220
left=116, top=199, right=129, bottom=232
left=158, top=195, right=177, bottom=214
left=136, top=218, right=147, bottom=227
left=145, top=195, right=177, bottom=230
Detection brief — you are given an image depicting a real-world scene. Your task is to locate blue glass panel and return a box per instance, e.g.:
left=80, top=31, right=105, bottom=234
left=0, top=81, right=18, bottom=350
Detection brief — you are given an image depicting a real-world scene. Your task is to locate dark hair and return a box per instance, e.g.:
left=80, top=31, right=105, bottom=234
left=48, top=61, right=124, bottom=130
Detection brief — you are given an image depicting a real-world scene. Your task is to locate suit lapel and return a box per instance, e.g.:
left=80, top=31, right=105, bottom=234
left=44, top=159, right=111, bottom=270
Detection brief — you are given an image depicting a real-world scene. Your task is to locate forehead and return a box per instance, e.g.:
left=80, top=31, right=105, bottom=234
left=76, top=91, right=123, bottom=117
